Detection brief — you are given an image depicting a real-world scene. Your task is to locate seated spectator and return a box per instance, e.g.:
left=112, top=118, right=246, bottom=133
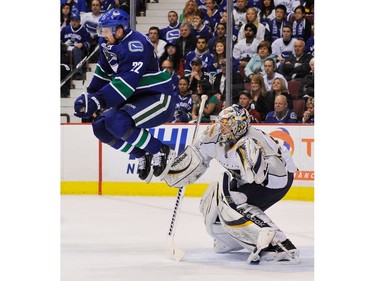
left=304, top=24, right=314, bottom=56
left=175, top=23, right=197, bottom=57
left=208, top=39, right=226, bottom=75
left=148, top=26, right=167, bottom=59
left=262, top=57, right=288, bottom=91
left=191, top=10, right=213, bottom=41
left=292, top=5, right=312, bottom=42
left=233, top=23, right=261, bottom=69
left=274, top=0, right=300, bottom=20
left=258, top=0, right=275, bottom=27
left=180, top=0, right=199, bottom=24
left=212, top=59, right=244, bottom=104
left=160, top=59, right=180, bottom=93
left=80, top=0, right=102, bottom=63
left=264, top=77, right=292, bottom=113
left=264, top=94, right=298, bottom=123
left=171, top=77, right=194, bottom=123
left=268, top=4, right=289, bottom=42
left=192, top=80, right=220, bottom=123
left=159, top=42, right=185, bottom=78
left=237, top=91, right=262, bottom=123
left=244, top=40, right=276, bottom=78
left=187, top=57, right=211, bottom=93
left=61, top=0, right=87, bottom=15
left=298, top=57, right=314, bottom=99
left=203, top=0, right=222, bottom=32
left=249, top=73, right=268, bottom=120
left=302, top=96, right=314, bottom=124
left=160, top=11, right=181, bottom=44
left=60, top=13, right=91, bottom=80
left=271, top=24, right=297, bottom=66
left=277, top=39, right=313, bottom=80
left=233, top=0, right=248, bottom=40
left=238, top=7, right=271, bottom=42
left=61, top=3, right=71, bottom=30
left=184, top=36, right=214, bottom=77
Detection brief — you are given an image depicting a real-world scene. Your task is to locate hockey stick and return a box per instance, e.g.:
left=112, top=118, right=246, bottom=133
left=166, top=94, right=208, bottom=261
left=60, top=45, right=100, bottom=88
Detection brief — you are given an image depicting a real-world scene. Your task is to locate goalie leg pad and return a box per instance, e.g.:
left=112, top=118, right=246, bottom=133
left=164, top=145, right=207, bottom=188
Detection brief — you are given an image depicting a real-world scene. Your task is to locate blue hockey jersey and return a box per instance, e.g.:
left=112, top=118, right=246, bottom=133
left=87, top=30, right=174, bottom=108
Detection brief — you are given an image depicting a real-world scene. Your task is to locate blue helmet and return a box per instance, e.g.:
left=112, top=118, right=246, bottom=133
left=97, top=8, right=130, bottom=37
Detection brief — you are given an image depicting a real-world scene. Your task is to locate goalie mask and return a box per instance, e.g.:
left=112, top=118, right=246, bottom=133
left=216, top=105, right=250, bottom=143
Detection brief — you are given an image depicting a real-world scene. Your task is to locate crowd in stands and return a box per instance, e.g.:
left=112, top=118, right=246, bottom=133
left=61, top=0, right=315, bottom=124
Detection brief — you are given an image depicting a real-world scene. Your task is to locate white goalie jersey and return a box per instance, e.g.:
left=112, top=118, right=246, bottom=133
left=165, top=123, right=297, bottom=188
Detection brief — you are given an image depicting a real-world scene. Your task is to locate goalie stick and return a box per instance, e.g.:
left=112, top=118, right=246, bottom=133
left=60, top=45, right=100, bottom=88
left=165, top=94, right=208, bottom=262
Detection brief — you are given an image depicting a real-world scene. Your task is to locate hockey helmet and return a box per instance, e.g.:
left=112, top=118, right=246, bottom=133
left=97, top=8, right=130, bottom=37
left=216, top=105, right=250, bottom=143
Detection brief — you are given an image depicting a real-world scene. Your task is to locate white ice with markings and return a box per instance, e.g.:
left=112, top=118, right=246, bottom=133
left=61, top=195, right=314, bottom=281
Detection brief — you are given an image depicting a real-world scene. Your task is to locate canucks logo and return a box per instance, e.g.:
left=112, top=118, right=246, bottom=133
left=128, top=41, right=144, bottom=52
left=101, top=43, right=118, bottom=72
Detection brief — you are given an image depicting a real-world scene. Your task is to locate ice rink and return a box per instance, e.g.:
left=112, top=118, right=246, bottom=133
left=61, top=195, right=314, bottom=281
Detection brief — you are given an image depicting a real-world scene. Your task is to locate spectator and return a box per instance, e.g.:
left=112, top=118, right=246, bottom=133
left=219, top=11, right=239, bottom=45
left=233, top=23, right=261, bottom=69
left=292, top=5, right=312, bottom=42
left=274, top=0, right=300, bottom=20
left=203, top=0, right=222, bottom=32
left=237, top=90, right=262, bottom=123
left=277, top=39, right=313, bottom=80
left=187, top=57, right=211, bottom=93
left=61, top=0, right=87, bottom=15
left=244, top=40, right=276, bottom=78
left=175, top=23, right=197, bottom=57
left=184, top=36, right=214, bottom=77
left=305, top=24, right=314, bottom=56
left=80, top=0, right=102, bottom=63
left=258, top=0, right=275, bottom=27
left=180, top=0, right=199, bottom=24
left=160, top=59, right=180, bottom=93
left=194, top=0, right=208, bottom=11
left=212, top=59, right=244, bottom=104
left=233, top=0, right=249, bottom=38
left=207, top=23, right=226, bottom=53
left=264, top=94, right=298, bottom=123
left=60, top=13, right=91, bottom=80
left=192, top=80, right=220, bottom=123
left=262, top=57, right=288, bottom=91
left=148, top=26, right=167, bottom=58
left=249, top=73, right=268, bottom=119
left=191, top=10, right=213, bottom=41
left=61, top=4, right=71, bottom=30
left=264, top=77, right=292, bottom=113
left=268, top=4, right=289, bottom=42
left=171, top=77, right=194, bottom=123
left=238, top=7, right=271, bottom=42
left=298, top=57, right=314, bottom=99
left=271, top=24, right=297, bottom=65
left=160, top=11, right=181, bottom=44
left=159, top=42, right=185, bottom=77
left=302, top=97, right=314, bottom=124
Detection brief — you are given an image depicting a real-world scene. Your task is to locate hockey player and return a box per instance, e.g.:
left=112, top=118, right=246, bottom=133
left=165, top=104, right=299, bottom=264
left=73, top=8, right=177, bottom=182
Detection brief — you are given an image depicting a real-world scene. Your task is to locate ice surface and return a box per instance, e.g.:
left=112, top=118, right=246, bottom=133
left=61, top=196, right=314, bottom=281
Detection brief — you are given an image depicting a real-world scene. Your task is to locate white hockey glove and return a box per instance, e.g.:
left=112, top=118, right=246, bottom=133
left=164, top=145, right=207, bottom=188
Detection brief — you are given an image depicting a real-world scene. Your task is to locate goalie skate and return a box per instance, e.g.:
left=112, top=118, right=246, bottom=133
left=258, top=239, right=300, bottom=264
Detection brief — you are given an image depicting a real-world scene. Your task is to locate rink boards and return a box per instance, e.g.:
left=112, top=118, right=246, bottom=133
left=61, top=123, right=314, bottom=201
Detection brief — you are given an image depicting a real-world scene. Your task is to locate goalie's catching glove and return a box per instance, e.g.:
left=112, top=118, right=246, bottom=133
left=74, top=93, right=103, bottom=119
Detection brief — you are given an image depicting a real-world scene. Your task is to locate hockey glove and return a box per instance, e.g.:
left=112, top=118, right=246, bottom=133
left=74, top=93, right=102, bottom=119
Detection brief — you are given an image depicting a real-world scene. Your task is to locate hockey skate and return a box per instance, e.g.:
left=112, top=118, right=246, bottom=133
left=137, top=153, right=153, bottom=183
left=259, top=239, right=300, bottom=264
left=152, top=144, right=176, bottom=180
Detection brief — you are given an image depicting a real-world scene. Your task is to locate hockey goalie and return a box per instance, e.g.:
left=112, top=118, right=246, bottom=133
left=165, top=105, right=300, bottom=264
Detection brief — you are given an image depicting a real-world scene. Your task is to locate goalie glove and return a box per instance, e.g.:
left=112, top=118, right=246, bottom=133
left=164, top=145, right=207, bottom=188
left=74, top=93, right=103, bottom=119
